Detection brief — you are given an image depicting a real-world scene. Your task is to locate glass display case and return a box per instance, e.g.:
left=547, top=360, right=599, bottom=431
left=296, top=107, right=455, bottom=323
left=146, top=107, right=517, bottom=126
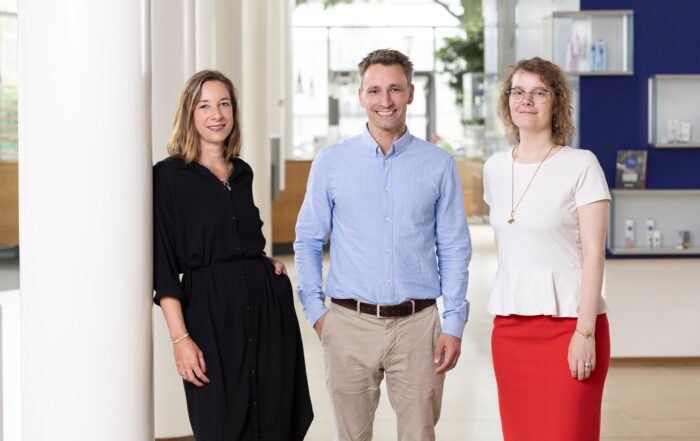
left=544, top=10, right=633, bottom=76
left=607, top=189, right=700, bottom=256
left=648, top=75, right=700, bottom=148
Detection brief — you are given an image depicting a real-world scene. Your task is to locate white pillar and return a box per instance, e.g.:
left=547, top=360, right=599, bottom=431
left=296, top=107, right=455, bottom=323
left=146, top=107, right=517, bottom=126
left=18, top=1, right=153, bottom=440
left=268, top=0, right=292, bottom=192
left=484, top=0, right=516, bottom=74
left=0, top=290, right=20, bottom=441
left=152, top=0, right=196, bottom=163
left=196, top=0, right=272, bottom=255
left=196, top=0, right=243, bottom=87
left=284, top=0, right=295, bottom=163
left=242, top=0, right=271, bottom=253
left=151, top=0, right=196, bottom=438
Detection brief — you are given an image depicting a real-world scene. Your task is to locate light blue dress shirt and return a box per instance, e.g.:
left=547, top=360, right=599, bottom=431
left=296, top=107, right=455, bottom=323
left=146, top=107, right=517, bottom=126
left=293, top=126, right=472, bottom=338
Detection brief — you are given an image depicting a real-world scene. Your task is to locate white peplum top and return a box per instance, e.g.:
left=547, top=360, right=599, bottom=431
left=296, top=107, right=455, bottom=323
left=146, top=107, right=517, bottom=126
left=483, top=146, right=611, bottom=317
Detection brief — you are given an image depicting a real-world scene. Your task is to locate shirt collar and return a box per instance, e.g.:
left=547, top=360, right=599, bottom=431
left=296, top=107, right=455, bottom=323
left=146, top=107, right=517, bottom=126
left=361, top=124, right=413, bottom=157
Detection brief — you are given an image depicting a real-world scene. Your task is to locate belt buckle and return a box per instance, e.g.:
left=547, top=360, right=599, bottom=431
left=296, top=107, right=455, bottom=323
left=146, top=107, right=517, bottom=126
left=376, top=304, right=384, bottom=318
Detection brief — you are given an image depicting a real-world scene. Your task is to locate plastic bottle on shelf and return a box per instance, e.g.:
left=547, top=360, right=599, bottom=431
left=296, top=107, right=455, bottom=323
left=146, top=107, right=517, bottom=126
left=595, top=39, right=606, bottom=72
left=566, top=42, right=575, bottom=71
left=646, top=218, right=655, bottom=248
left=625, top=219, right=635, bottom=248
left=589, top=42, right=597, bottom=72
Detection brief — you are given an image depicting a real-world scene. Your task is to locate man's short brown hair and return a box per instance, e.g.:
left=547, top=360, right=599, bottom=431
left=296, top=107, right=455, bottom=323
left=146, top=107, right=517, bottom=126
left=358, top=49, right=414, bottom=86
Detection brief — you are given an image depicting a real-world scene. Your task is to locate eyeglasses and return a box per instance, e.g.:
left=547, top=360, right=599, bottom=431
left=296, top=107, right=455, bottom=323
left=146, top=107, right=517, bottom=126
left=508, top=88, right=551, bottom=104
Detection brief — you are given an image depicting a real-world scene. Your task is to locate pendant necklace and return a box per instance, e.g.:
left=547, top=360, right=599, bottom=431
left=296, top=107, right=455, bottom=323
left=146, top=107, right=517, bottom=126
left=199, top=160, right=233, bottom=192
left=509, top=144, right=555, bottom=224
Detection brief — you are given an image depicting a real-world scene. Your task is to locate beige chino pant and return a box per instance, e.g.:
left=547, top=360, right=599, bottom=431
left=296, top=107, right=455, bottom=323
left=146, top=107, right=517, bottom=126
left=320, top=302, right=444, bottom=441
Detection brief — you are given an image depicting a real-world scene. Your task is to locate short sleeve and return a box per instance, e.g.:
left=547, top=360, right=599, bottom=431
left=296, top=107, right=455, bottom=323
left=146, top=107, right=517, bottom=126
left=574, top=150, right=611, bottom=207
left=153, top=163, right=187, bottom=306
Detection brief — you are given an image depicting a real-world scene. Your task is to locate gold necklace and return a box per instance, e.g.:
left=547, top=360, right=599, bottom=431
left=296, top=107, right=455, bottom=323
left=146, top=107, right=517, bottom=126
left=508, top=144, right=555, bottom=224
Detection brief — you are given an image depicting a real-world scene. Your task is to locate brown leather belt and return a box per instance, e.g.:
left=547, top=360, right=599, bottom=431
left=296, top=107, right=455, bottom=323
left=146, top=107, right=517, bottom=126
left=331, top=298, right=436, bottom=318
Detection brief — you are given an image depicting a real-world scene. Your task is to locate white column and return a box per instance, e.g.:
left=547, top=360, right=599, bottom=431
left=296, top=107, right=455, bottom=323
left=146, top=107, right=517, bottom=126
left=151, top=0, right=196, bottom=438
left=0, top=290, right=20, bottom=441
left=18, top=1, right=153, bottom=441
left=268, top=0, right=293, bottom=192
left=196, top=0, right=272, bottom=254
left=242, top=0, right=271, bottom=253
left=196, top=0, right=243, bottom=87
left=483, top=0, right=516, bottom=74
left=152, top=0, right=196, bottom=163
left=284, top=0, right=295, bottom=163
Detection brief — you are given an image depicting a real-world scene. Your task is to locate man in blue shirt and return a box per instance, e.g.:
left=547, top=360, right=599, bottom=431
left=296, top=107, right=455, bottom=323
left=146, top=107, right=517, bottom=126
left=294, top=48, right=472, bottom=440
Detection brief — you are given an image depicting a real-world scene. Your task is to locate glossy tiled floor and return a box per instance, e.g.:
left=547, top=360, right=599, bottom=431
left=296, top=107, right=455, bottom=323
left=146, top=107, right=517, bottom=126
left=283, top=225, right=700, bottom=441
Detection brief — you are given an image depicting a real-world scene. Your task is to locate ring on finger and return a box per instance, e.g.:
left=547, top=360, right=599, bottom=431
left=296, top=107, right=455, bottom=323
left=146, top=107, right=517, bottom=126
left=584, top=362, right=593, bottom=369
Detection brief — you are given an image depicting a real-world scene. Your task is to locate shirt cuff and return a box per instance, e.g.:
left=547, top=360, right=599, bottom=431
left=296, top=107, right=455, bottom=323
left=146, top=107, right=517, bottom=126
left=306, top=302, right=329, bottom=328
left=153, top=286, right=187, bottom=307
left=441, top=315, right=467, bottom=340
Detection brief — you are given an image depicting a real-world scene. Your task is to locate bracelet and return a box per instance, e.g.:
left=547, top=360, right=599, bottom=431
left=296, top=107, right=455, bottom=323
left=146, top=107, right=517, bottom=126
left=576, top=328, right=595, bottom=339
left=172, top=332, right=190, bottom=345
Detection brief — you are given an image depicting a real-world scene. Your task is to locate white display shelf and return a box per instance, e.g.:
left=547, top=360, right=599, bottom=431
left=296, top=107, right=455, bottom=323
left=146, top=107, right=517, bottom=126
left=648, top=75, right=700, bottom=148
left=608, top=247, right=700, bottom=256
left=608, top=189, right=700, bottom=256
left=544, top=10, right=634, bottom=76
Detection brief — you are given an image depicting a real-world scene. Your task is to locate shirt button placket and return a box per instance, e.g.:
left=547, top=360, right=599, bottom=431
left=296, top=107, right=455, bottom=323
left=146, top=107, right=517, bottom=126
left=383, top=157, right=394, bottom=301
left=227, top=187, right=243, bottom=256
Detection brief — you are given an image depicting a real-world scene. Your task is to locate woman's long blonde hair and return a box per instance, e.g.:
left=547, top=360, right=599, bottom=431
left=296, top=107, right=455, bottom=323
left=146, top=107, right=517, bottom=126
left=167, top=70, right=241, bottom=162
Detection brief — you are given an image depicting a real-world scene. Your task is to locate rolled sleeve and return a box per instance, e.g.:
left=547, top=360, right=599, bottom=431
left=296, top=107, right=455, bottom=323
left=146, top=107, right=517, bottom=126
left=153, top=166, right=187, bottom=307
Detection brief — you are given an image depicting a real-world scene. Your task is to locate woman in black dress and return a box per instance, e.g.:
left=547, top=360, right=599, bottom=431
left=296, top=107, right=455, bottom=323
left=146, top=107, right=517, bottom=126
left=153, top=70, right=313, bottom=440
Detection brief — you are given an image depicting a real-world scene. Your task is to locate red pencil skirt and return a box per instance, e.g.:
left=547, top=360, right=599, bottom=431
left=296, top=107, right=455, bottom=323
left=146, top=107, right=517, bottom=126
left=492, top=314, right=610, bottom=441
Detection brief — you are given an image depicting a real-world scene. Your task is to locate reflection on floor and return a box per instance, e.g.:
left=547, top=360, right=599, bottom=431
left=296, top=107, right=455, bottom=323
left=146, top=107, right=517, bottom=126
left=282, top=225, right=700, bottom=441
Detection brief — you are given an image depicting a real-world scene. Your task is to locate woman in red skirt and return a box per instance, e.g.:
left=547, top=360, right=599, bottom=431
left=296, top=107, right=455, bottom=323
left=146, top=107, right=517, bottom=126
left=482, top=57, right=610, bottom=441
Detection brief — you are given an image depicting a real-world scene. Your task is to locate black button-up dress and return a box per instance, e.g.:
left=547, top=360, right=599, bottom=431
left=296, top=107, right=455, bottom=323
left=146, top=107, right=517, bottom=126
left=153, top=156, right=313, bottom=441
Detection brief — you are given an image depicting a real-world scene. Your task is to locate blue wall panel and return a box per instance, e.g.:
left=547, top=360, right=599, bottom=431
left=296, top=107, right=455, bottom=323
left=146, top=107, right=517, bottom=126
left=580, top=0, right=700, bottom=189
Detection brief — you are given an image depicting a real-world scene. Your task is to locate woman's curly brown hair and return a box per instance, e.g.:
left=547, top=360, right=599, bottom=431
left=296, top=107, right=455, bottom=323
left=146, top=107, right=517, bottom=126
left=498, top=57, right=575, bottom=146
